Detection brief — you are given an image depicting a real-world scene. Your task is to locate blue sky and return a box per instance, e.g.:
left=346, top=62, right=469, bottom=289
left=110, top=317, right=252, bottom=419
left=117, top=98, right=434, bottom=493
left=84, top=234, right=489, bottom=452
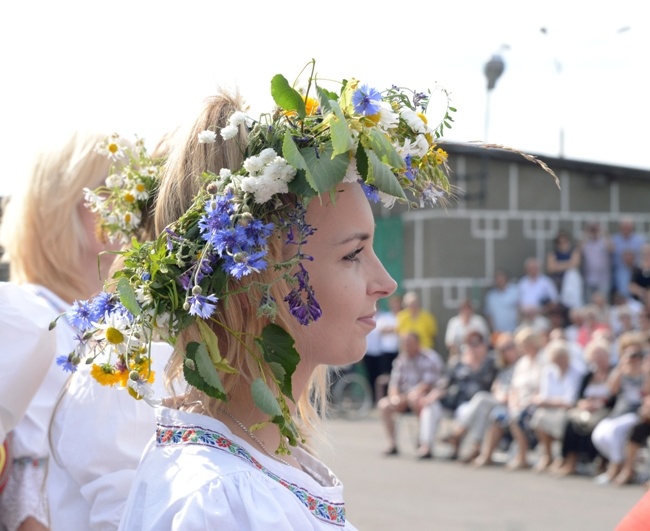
left=1, top=0, right=647, bottom=196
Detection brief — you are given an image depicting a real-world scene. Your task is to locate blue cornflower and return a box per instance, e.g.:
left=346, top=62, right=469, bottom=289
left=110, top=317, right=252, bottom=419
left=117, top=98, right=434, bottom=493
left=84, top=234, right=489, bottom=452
left=360, top=181, right=381, bottom=203
left=89, top=291, right=114, bottom=321
left=223, top=250, right=268, bottom=279
left=67, top=299, right=94, bottom=331
left=210, top=225, right=249, bottom=256
left=56, top=354, right=77, bottom=373
left=404, top=154, right=417, bottom=181
left=352, top=84, right=382, bottom=116
left=187, top=294, right=219, bottom=319
left=198, top=197, right=233, bottom=241
left=243, top=219, right=274, bottom=248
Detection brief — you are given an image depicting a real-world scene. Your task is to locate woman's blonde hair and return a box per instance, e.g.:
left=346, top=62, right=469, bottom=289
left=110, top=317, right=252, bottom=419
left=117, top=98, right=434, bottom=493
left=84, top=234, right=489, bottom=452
left=157, top=91, right=327, bottom=442
left=0, top=132, right=112, bottom=302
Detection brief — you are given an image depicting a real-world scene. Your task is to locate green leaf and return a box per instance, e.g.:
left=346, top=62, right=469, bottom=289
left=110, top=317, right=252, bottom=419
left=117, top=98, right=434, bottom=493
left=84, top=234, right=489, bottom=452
left=251, top=378, right=283, bottom=417
left=282, top=131, right=308, bottom=172
left=183, top=341, right=226, bottom=400
left=197, top=320, right=221, bottom=363
left=316, top=86, right=336, bottom=114
left=300, top=142, right=350, bottom=194
left=271, top=74, right=305, bottom=118
left=117, top=277, right=142, bottom=316
left=365, top=149, right=407, bottom=199
left=363, top=128, right=404, bottom=169
left=257, top=324, right=300, bottom=399
left=328, top=100, right=354, bottom=156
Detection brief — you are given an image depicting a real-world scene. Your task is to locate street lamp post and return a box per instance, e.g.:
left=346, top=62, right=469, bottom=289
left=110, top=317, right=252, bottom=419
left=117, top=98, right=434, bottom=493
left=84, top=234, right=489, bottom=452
left=483, top=52, right=506, bottom=143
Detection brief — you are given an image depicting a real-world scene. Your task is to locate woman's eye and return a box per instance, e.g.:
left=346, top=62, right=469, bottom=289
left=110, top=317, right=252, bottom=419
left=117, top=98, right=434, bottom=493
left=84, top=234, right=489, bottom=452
left=343, top=247, right=364, bottom=262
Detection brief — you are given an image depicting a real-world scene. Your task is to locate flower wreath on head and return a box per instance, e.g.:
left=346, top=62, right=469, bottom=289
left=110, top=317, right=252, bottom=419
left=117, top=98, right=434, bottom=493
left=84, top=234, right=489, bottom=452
left=84, top=133, right=162, bottom=244
left=56, top=60, right=461, bottom=454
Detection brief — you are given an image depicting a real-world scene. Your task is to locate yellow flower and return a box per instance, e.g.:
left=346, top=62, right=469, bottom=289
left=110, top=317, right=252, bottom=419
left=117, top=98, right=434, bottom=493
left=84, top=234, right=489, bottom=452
left=434, top=148, right=448, bottom=165
left=91, top=363, right=122, bottom=387
left=123, top=191, right=136, bottom=204
left=305, top=97, right=319, bottom=116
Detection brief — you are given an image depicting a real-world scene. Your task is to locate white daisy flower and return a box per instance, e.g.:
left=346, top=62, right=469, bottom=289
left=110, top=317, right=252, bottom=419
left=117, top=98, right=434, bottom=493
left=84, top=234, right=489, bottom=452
left=378, top=103, right=399, bottom=130
left=122, top=210, right=141, bottom=229
left=198, top=130, right=217, bottom=144
left=132, top=181, right=150, bottom=201
left=93, top=312, right=136, bottom=354
left=400, top=108, right=429, bottom=134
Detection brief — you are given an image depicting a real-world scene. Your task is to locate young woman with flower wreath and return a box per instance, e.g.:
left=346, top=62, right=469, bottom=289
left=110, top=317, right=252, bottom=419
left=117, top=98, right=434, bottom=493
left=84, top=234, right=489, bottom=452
left=59, top=62, right=557, bottom=529
left=0, top=132, right=122, bottom=531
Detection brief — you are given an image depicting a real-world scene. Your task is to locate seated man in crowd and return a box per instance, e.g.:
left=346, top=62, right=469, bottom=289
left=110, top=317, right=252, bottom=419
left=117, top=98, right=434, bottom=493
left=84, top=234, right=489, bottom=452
left=377, top=332, right=444, bottom=457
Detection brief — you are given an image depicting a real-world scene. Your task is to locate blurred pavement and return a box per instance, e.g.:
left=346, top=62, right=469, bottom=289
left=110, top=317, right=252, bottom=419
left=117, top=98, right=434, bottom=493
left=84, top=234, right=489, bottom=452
left=317, top=410, right=645, bottom=531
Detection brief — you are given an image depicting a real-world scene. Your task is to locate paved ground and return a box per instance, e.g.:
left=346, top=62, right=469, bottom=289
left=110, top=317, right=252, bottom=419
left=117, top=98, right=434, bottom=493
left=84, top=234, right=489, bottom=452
left=316, top=410, right=646, bottom=531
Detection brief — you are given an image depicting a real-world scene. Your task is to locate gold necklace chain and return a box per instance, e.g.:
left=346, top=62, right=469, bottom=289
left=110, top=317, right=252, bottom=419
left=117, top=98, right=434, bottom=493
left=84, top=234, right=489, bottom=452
left=218, top=408, right=291, bottom=467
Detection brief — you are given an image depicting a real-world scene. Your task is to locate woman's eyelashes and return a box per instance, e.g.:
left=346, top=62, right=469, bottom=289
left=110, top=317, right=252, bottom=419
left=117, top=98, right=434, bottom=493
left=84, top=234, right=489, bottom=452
left=343, top=247, right=364, bottom=262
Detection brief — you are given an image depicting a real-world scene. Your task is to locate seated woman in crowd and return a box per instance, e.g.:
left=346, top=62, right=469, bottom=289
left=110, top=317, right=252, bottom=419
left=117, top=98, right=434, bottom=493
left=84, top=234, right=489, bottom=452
left=612, top=395, right=650, bottom=486
left=417, top=329, right=497, bottom=460
left=529, top=340, right=583, bottom=472
left=591, top=331, right=649, bottom=485
left=553, top=337, right=615, bottom=477
left=444, top=332, right=521, bottom=464
left=504, top=327, right=547, bottom=470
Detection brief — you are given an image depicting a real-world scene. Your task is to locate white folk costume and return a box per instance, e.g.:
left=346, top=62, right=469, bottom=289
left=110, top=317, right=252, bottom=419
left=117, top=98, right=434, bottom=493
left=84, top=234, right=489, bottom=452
left=0, top=283, right=72, bottom=531
left=0, top=282, right=56, bottom=442
left=118, top=408, right=357, bottom=531
left=47, top=342, right=173, bottom=530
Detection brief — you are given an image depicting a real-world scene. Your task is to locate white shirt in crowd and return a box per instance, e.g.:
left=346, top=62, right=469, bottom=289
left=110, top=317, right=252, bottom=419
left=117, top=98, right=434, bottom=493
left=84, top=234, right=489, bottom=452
left=517, top=274, right=558, bottom=310
left=537, top=362, right=583, bottom=406
left=376, top=310, right=399, bottom=354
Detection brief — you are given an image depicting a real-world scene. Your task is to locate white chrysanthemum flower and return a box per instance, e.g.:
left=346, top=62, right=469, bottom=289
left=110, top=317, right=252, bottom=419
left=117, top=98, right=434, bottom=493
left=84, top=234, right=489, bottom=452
left=105, top=172, right=124, bottom=188
left=198, top=130, right=217, bottom=144
left=252, top=174, right=287, bottom=204
left=243, top=155, right=265, bottom=175
left=220, top=124, right=238, bottom=141
left=343, top=158, right=361, bottom=183
left=229, top=111, right=247, bottom=127
left=400, top=108, right=428, bottom=134
left=240, top=175, right=259, bottom=195
left=265, top=157, right=296, bottom=183
left=378, top=103, right=399, bottom=130
left=219, top=168, right=232, bottom=178
left=258, top=148, right=277, bottom=165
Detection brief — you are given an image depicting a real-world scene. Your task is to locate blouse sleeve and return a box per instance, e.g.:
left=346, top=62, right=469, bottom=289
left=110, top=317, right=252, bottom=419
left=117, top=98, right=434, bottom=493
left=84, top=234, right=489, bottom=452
left=0, top=283, right=56, bottom=441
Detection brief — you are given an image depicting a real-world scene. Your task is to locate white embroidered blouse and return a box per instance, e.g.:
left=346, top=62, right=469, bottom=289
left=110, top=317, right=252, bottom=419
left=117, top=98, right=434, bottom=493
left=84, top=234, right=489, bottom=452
left=118, top=407, right=357, bottom=531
